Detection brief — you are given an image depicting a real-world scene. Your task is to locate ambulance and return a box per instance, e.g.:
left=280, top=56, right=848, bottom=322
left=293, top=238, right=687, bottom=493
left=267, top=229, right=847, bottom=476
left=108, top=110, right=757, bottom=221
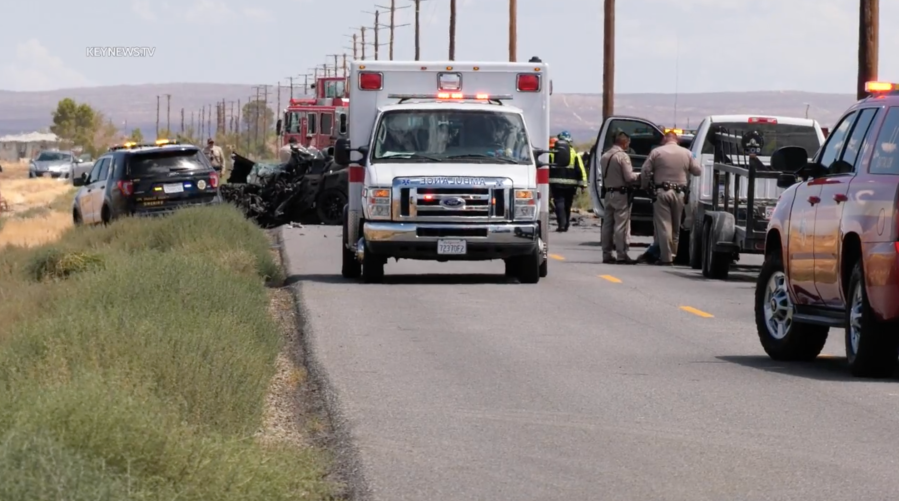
left=332, top=59, right=568, bottom=284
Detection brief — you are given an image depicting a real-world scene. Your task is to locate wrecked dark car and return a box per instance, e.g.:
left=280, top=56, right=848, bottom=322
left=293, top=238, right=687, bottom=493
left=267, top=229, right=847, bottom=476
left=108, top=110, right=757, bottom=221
left=221, top=146, right=348, bottom=228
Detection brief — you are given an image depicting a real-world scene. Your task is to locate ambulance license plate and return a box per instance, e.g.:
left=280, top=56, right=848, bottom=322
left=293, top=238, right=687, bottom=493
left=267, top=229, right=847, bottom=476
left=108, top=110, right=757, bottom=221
left=437, top=239, right=466, bottom=255
left=163, top=183, right=184, bottom=194
left=765, top=206, right=775, bottom=219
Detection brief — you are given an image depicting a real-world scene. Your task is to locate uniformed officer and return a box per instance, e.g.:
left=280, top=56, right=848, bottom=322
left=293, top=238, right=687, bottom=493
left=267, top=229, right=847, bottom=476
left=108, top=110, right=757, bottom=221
left=640, top=131, right=702, bottom=265
left=600, top=131, right=638, bottom=264
left=548, top=133, right=587, bottom=232
left=203, top=138, right=226, bottom=179
left=280, top=137, right=297, bottom=163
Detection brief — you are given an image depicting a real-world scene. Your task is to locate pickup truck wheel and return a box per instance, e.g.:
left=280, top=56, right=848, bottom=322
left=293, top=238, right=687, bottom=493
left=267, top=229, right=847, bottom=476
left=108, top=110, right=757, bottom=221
left=361, top=251, right=384, bottom=283
left=754, top=253, right=828, bottom=360
left=845, top=260, right=899, bottom=378
left=341, top=208, right=361, bottom=279
left=689, top=218, right=703, bottom=269
left=513, top=250, right=541, bottom=284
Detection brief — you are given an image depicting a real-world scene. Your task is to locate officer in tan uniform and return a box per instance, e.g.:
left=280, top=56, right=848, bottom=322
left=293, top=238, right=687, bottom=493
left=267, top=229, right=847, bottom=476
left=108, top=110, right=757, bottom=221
left=203, top=138, right=226, bottom=180
left=600, top=131, right=638, bottom=264
left=641, top=131, right=702, bottom=265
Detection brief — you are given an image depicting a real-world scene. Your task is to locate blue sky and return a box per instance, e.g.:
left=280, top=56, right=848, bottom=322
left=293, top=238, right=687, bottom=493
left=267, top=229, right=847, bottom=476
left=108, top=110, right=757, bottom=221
left=0, top=0, right=896, bottom=94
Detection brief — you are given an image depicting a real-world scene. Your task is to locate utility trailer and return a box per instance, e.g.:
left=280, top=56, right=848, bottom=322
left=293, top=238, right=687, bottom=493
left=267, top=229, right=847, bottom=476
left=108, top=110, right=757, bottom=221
left=695, top=126, right=792, bottom=279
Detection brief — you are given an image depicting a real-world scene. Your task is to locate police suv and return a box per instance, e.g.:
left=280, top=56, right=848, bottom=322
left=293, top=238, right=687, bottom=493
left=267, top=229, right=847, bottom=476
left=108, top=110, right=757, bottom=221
left=333, top=59, right=568, bottom=283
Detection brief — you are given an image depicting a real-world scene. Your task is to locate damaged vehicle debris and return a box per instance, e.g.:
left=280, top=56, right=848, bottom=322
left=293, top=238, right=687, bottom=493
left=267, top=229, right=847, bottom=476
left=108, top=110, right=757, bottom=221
left=220, top=146, right=348, bottom=228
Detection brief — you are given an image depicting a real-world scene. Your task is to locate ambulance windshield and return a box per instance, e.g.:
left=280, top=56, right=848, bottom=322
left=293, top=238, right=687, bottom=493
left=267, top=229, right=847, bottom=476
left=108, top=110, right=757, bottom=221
left=371, top=109, right=532, bottom=164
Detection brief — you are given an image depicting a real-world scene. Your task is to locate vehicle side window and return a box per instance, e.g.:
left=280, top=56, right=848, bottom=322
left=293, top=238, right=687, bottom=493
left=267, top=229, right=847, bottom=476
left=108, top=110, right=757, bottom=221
left=603, top=119, right=662, bottom=155
left=321, top=113, right=333, bottom=135
left=308, top=113, right=317, bottom=135
left=86, top=159, right=103, bottom=183
left=339, top=113, right=348, bottom=135
left=835, top=108, right=879, bottom=174
left=817, top=111, right=857, bottom=170
left=870, top=107, right=899, bottom=175
left=97, top=157, right=110, bottom=180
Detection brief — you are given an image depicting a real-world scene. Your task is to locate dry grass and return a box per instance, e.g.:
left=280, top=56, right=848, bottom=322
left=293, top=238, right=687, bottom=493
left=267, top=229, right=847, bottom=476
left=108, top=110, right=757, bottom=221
left=0, top=211, right=73, bottom=248
left=0, top=160, right=76, bottom=246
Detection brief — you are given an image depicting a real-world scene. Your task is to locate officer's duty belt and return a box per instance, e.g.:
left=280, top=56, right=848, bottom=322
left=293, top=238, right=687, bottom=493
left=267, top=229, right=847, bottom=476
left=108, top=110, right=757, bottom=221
left=655, top=182, right=687, bottom=192
left=605, top=186, right=629, bottom=194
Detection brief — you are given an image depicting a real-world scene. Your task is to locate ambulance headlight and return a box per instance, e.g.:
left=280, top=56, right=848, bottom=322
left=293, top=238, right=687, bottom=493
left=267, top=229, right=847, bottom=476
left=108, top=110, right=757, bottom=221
left=363, top=187, right=391, bottom=219
left=513, top=189, right=537, bottom=220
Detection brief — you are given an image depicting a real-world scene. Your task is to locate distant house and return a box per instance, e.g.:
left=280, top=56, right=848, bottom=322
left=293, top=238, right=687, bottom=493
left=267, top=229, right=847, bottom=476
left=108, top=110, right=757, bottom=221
left=0, top=132, right=62, bottom=162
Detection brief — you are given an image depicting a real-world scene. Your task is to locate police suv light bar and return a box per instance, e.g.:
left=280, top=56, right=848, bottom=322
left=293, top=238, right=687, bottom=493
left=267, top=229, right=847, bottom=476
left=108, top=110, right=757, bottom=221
left=387, top=93, right=513, bottom=100
left=865, top=81, right=898, bottom=93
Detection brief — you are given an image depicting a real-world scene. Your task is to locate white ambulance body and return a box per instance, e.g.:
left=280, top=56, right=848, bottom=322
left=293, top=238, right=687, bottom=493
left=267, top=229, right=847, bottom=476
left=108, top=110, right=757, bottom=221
left=334, top=60, right=559, bottom=283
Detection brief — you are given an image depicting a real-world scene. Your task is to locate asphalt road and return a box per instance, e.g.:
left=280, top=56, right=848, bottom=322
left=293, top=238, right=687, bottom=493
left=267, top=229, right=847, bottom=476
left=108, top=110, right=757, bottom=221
left=282, top=216, right=899, bottom=501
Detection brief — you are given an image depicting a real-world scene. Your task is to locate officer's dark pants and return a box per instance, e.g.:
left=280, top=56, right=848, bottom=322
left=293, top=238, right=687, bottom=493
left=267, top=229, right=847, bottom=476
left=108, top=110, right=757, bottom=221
left=551, top=186, right=576, bottom=230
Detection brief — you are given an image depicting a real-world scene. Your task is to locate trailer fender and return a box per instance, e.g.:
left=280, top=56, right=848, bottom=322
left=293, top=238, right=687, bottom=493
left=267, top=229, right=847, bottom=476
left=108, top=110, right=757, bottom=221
left=708, top=211, right=737, bottom=254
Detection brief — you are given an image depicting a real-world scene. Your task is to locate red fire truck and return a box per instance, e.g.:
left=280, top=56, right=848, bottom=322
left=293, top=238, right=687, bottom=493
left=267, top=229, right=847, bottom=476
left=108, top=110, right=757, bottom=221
left=276, top=76, right=349, bottom=151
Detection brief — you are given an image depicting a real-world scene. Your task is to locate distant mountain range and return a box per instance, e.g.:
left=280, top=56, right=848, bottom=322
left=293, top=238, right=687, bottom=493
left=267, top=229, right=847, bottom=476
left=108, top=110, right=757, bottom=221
left=0, top=84, right=857, bottom=143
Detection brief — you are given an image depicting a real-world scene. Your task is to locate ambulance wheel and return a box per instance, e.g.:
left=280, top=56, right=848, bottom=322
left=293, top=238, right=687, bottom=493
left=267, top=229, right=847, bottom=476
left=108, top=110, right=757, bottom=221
left=504, top=259, right=518, bottom=277
left=539, top=256, right=548, bottom=277
left=361, top=251, right=384, bottom=283
left=341, top=206, right=361, bottom=279
left=514, top=249, right=541, bottom=284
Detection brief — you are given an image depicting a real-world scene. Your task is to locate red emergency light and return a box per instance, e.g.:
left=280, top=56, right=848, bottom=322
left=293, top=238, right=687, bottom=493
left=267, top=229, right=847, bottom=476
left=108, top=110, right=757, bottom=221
left=517, top=74, right=540, bottom=92
left=359, top=72, right=382, bottom=90
left=865, top=81, right=898, bottom=93
left=749, top=117, right=777, bottom=124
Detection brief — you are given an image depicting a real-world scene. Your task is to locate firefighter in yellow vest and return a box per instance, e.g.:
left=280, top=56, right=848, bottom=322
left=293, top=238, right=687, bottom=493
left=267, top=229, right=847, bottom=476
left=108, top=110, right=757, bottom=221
left=548, top=131, right=587, bottom=232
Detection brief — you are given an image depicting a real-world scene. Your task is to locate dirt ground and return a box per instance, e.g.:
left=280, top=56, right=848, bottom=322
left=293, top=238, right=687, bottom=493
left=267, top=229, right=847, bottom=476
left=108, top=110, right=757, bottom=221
left=0, top=160, right=75, bottom=247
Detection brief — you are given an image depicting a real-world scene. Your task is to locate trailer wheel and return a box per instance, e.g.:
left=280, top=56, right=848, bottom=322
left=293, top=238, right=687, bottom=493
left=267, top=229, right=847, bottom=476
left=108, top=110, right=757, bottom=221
left=341, top=206, right=361, bottom=279
left=701, top=220, right=730, bottom=279
left=689, top=217, right=703, bottom=269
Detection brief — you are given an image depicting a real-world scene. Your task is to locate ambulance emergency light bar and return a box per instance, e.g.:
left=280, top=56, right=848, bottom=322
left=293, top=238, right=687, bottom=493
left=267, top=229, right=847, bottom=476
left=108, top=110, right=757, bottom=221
left=387, top=93, right=513, bottom=101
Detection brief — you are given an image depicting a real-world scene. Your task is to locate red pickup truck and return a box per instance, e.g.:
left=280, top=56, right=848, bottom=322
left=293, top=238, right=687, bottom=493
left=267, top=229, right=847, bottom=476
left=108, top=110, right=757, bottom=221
left=756, top=81, right=899, bottom=378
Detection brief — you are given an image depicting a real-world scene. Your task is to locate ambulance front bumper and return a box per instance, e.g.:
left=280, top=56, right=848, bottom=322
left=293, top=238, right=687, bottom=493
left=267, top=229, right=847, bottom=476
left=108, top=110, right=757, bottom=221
left=362, top=221, right=540, bottom=260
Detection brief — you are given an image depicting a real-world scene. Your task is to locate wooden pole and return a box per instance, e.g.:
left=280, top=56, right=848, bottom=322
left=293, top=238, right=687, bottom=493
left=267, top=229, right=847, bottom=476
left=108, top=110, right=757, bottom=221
left=389, top=0, right=396, bottom=60
left=449, top=0, right=456, bottom=60
left=361, top=27, right=367, bottom=60
left=858, top=0, right=879, bottom=99
left=602, top=0, right=615, bottom=120
left=374, top=11, right=380, bottom=60
left=414, top=0, right=421, bottom=60
left=509, top=0, right=516, bottom=62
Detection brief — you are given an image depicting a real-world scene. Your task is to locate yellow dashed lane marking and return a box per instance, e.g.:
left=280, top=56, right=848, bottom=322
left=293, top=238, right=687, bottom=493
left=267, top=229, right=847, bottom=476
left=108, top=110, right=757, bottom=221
left=549, top=254, right=565, bottom=260
left=679, top=306, right=714, bottom=318
left=598, top=275, right=621, bottom=283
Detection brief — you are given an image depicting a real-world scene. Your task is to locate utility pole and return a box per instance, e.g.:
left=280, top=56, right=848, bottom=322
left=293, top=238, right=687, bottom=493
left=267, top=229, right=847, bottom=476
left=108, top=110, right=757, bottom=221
left=155, top=95, right=160, bottom=136
left=375, top=0, right=410, bottom=60
left=509, top=0, right=517, bottom=62
left=207, top=104, right=212, bottom=139
left=327, top=54, right=340, bottom=74
left=286, top=76, right=295, bottom=99
left=858, top=0, right=879, bottom=100
left=252, top=86, right=263, bottom=149
left=229, top=101, right=235, bottom=133
left=449, top=0, right=456, bottom=60
left=363, top=10, right=389, bottom=60
left=165, top=94, right=171, bottom=134
left=236, top=99, right=241, bottom=140
left=190, top=111, right=195, bottom=138
left=602, top=0, right=615, bottom=119
left=361, top=27, right=367, bottom=60
left=221, top=98, right=226, bottom=135
left=344, top=33, right=359, bottom=60
left=200, top=105, right=205, bottom=138
left=303, top=74, right=311, bottom=95
left=412, top=0, right=426, bottom=60
left=262, top=85, right=269, bottom=154
left=180, top=108, right=184, bottom=134
left=342, top=54, right=348, bottom=77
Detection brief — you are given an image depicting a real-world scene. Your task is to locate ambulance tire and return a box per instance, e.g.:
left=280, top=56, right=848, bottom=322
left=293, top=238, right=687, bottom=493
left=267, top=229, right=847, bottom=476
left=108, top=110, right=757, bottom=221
left=539, top=256, right=548, bottom=277
left=514, top=249, right=541, bottom=284
left=341, top=206, right=361, bottom=279
left=504, top=259, right=518, bottom=277
left=361, top=250, right=384, bottom=283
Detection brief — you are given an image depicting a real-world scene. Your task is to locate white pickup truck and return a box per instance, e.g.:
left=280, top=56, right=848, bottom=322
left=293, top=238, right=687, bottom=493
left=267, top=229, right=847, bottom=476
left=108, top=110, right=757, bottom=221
left=588, top=115, right=825, bottom=276
left=333, top=59, right=569, bottom=283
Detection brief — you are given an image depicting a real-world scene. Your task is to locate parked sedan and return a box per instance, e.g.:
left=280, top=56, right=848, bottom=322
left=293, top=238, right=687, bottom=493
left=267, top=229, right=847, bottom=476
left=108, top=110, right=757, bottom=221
left=29, top=150, right=79, bottom=179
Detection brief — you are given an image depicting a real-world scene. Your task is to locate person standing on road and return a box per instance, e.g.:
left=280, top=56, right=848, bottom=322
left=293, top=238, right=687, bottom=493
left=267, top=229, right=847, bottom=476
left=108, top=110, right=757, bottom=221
left=600, top=131, right=638, bottom=264
left=203, top=138, right=226, bottom=180
left=640, top=131, right=702, bottom=265
left=280, top=137, right=297, bottom=163
left=548, top=132, right=587, bottom=232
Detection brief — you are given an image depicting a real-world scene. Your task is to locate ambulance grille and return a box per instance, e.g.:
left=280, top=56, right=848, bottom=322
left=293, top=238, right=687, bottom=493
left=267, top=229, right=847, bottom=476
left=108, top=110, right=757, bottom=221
left=392, top=185, right=512, bottom=221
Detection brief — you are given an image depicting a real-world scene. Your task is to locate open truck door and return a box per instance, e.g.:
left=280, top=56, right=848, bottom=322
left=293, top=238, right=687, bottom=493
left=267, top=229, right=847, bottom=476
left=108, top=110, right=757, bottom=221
left=587, top=116, right=663, bottom=234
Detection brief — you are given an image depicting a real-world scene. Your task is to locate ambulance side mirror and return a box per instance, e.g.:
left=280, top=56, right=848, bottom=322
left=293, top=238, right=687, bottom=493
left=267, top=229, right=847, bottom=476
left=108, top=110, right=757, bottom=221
left=276, top=120, right=282, bottom=135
